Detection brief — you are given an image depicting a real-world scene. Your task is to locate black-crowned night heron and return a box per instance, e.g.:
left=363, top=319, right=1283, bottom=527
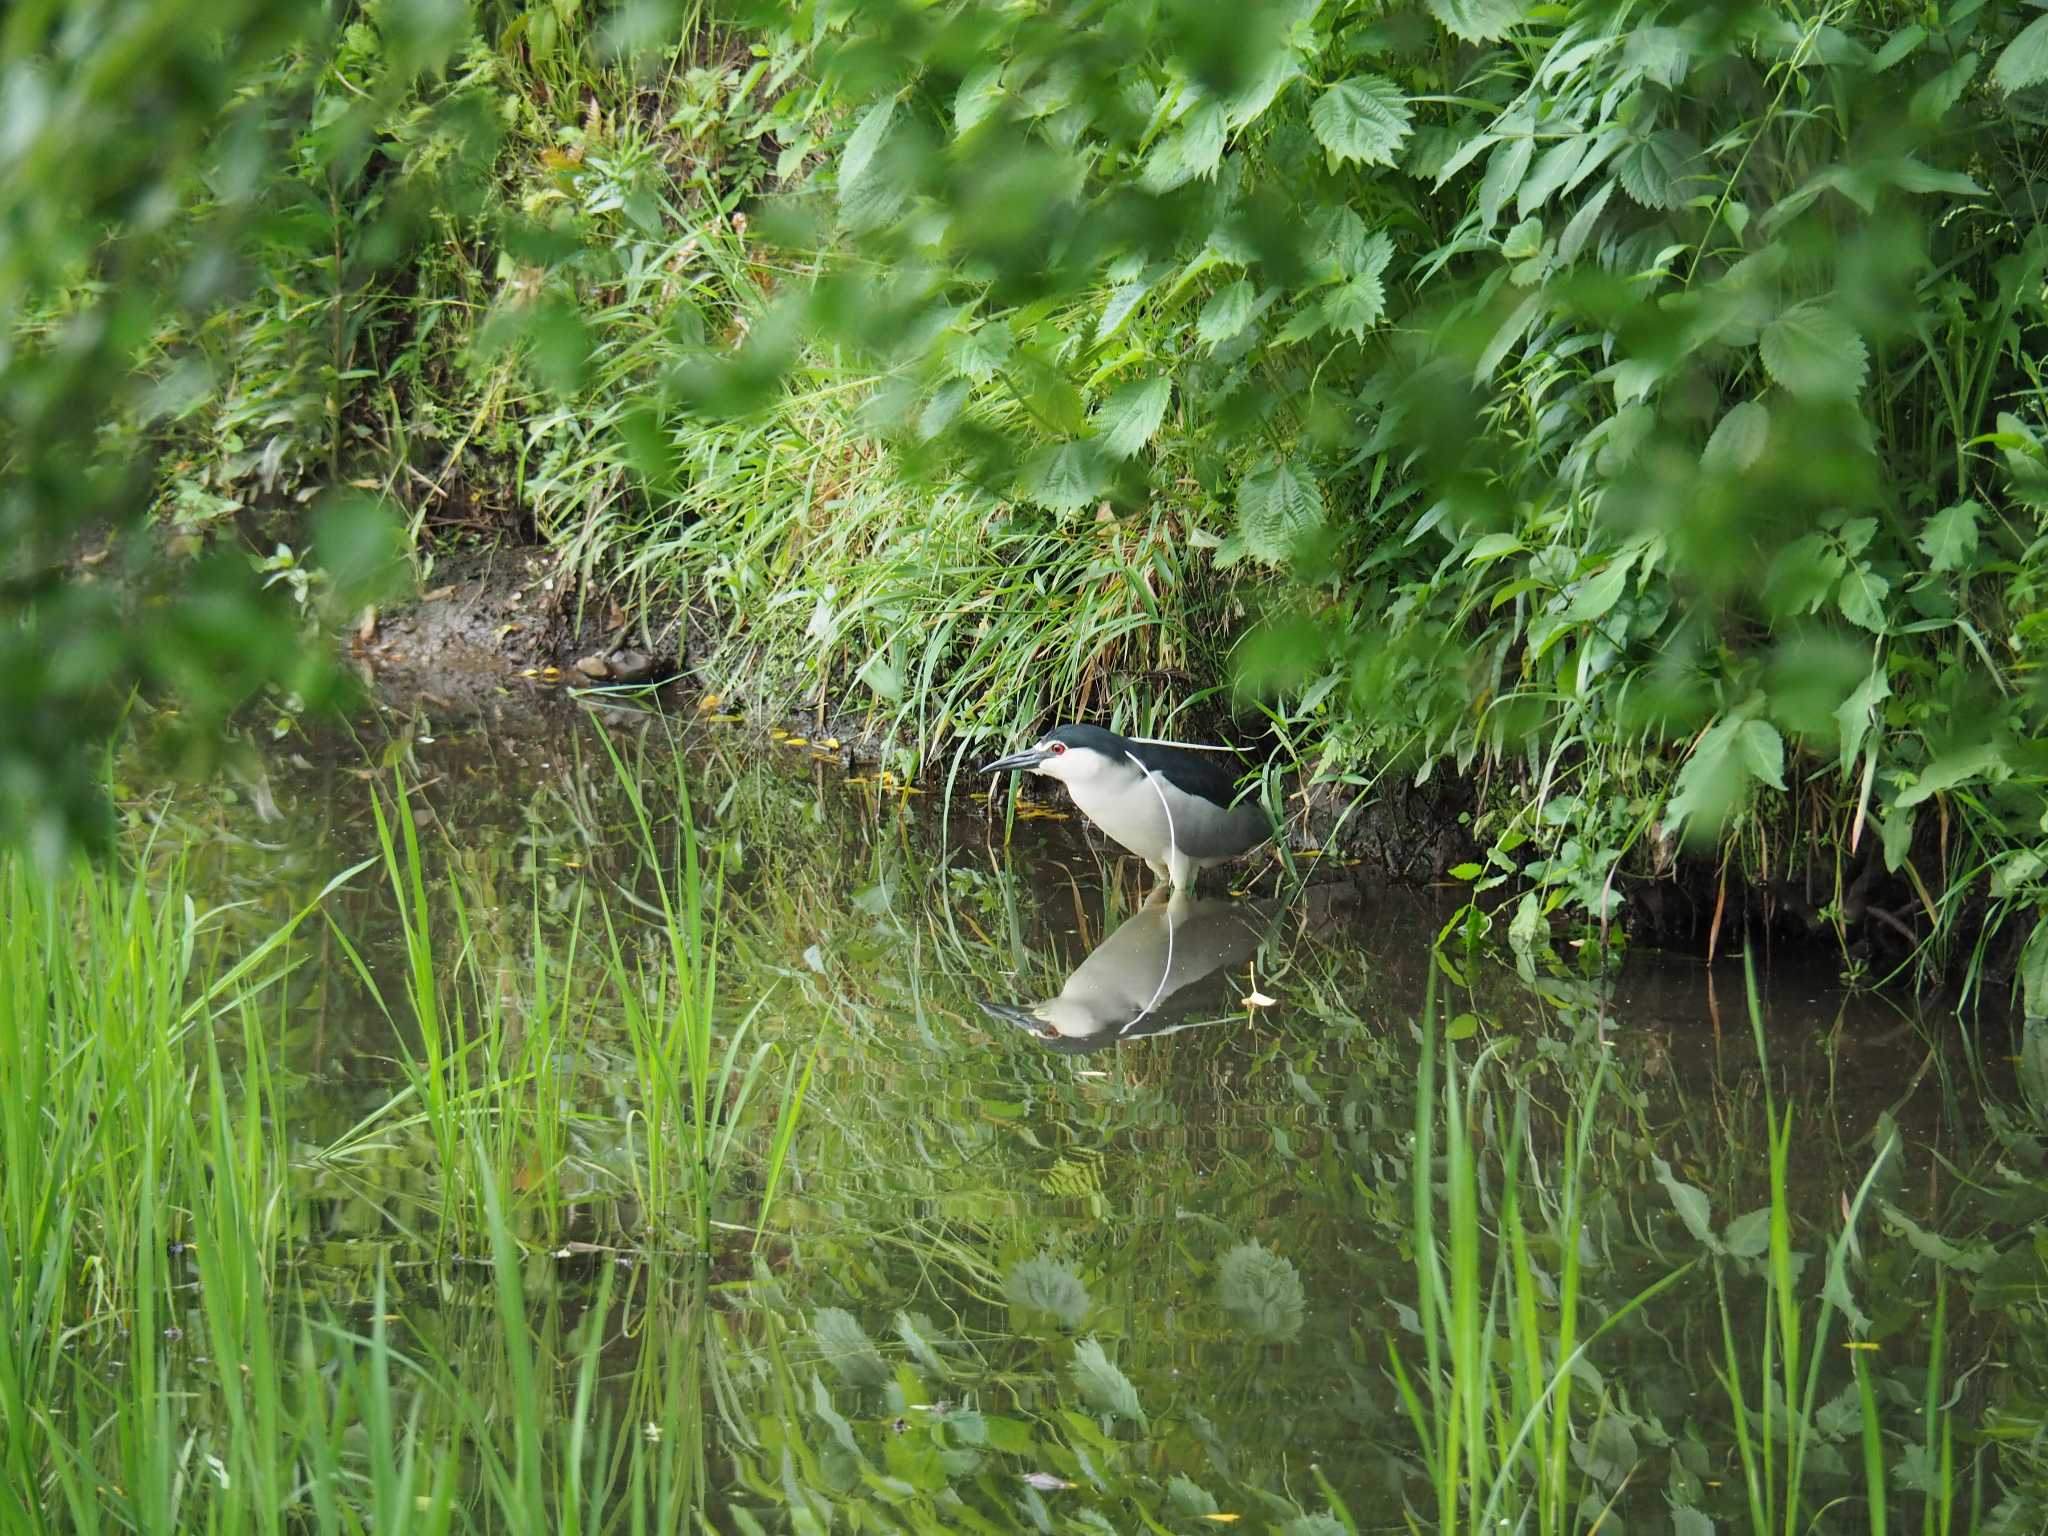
left=980, top=890, right=1274, bottom=1053
left=981, top=723, right=1271, bottom=891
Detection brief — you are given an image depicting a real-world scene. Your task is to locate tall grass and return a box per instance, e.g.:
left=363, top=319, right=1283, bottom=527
left=0, top=762, right=809, bottom=1530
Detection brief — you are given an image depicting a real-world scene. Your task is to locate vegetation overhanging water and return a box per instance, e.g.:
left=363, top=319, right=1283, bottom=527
left=3, top=694, right=2044, bottom=1534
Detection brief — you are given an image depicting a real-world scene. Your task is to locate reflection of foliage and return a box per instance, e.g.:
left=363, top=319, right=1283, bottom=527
left=1005, top=1255, right=1092, bottom=1330
left=1217, top=1242, right=1306, bottom=1343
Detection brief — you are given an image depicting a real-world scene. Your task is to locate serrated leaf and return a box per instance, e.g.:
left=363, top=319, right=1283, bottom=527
left=1896, top=745, right=2003, bottom=809
left=1006, top=1256, right=1092, bottom=1328
left=1736, top=719, right=1786, bottom=792
left=1616, top=130, right=1693, bottom=210
left=1722, top=1207, right=1772, bottom=1259
left=1702, top=400, right=1769, bottom=473
left=948, top=325, right=1010, bottom=383
left=1478, top=135, right=1533, bottom=231
left=1666, top=710, right=1776, bottom=838
left=1197, top=280, right=1256, bottom=346
left=1217, top=1242, right=1305, bottom=1341
left=1992, top=13, right=2048, bottom=94
left=1921, top=499, right=1981, bottom=573
left=813, top=1307, right=890, bottom=1387
left=1835, top=665, right=1891, bottom=766
left=1142, top=102, right=1225, bottom=193
left=954, top=64, right=1005, bottom=134
left=1518, top=137, right=1589, bottom=218
left=1236, top=457, right=1323, bottom=566
left=1169, top=1475, right=1219, bottom=1516
left=1760, top=302, right=1868, bottom=399
left=1070, top=1338, right=1144, bottom=1422
left=1095, top=376, right=1172, bottom=459
left=894, top=1311, right=953, bottom=1377
left=1308, top=75, right=1412, bottom=168
left=1425, top=0, right=1526, bottom=43
left=1301, top=205, right=1373, bottom=282
left=1556, top=180, right=1615, bottom=264
left=839, top=98, right=897, bottom=194
left=1321, top=271, right=1387, bottom=340
left=1021, top=440, right=1107, bottom=514
left=1651, top=1157, right=1721, bottom=1252
left=1835, top=564, right=1889, bottom=632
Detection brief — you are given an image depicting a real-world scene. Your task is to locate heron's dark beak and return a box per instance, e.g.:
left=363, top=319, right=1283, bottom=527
left=981, top=746, right=1053, bottom=774
left=978, top=1000, right=1049, bottom=1032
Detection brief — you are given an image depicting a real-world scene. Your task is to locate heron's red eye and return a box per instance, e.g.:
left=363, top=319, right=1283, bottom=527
left=1050, top=741, right=1067, bottom=755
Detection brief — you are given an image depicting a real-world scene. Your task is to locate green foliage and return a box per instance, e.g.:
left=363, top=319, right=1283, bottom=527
left=1006, top=1254, right=1092, bottom=1329
left=1216, top=1241, right=1306, bottom=1342
left=9, top=0, right=2048, bottom=1001
left=757, top=0, right=2048, bottom=995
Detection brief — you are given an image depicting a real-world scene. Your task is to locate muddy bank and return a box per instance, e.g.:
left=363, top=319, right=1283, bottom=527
left=355, top=540, right=2004, bottom=989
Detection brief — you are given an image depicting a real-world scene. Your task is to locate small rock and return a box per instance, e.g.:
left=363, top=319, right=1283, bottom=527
left=573, top=654, right=611, bottom=680
left=608, top=649, right=656, bottom=683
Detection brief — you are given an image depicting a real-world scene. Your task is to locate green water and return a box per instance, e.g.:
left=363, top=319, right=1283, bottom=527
left=131, top=691, right=2048, bottom=1532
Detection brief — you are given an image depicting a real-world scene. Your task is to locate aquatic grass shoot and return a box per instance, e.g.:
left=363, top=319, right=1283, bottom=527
left=1391, top=968, right=1693, bottom=1534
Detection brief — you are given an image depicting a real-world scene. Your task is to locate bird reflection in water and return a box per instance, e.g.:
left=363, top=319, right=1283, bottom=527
left=980, top=890, right=1275, bottom=1054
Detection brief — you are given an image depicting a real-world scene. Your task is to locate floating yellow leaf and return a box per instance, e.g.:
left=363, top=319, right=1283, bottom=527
left=696, top=692, right=723, bottom=712
left=1843, top=1341, right=1881, bottom=1351
left=784, top=736, right=809, bottom=747
left=1202, top=1516, right=1242, bottom=1525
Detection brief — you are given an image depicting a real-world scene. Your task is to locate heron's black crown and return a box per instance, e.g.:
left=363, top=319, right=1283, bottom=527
left=1044, top=724, right=1251, bottom=809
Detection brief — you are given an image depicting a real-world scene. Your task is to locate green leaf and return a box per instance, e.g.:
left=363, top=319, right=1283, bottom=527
left=1760, top=302, right=1868, bottom=399
left=1006, top=1256, right=1092, bottom=1328
left=894, top=1311, right=954, bottom=1377
left=1895, top=745, right=2003, bottom=809
left=1722, top=1207, right=1772, bottom=1259
left=1301, top=205, right=1374, bottom=282
left=1556, top=179, right=1615, bottom=264
left=1702, top=400, right=1769, bottom=473
left=1445, top=1011, right=1479, bottom=1041
left=1070, top=1338, right=1144, bottom=1423
left=1021, top=440, right=1107, bottom=514
left=1736, top=719, right=1786, bottom=791
left=1651, top=1157, right=1722, bottom=1253
left=1142, top=102, right=1225, bottom=192
left=1666, top=710, right=1777, bottom=838
left=1992, top=13, right=2048, bottom=94
left=1168, top=1476, right=1219, bottom=1517
left=1834, top=665, right=1891, bottom=766
left=954, top=64, right=1005, bottom=134
left=1217, top=1242, right=1305, bottom=1341
left=813, top=1308, right=890, bottom=1387
left=1448, top=862, right=1483, bottom=880
left=1095, top=376, right=1172, bottom=459
left=1321, top=247, right=1390, bottom=340
left=1308, top=75, right=1412, bottom=168
left=1425, top=0, right=1527, bottom=43
left=1197, top=279, right=1256, bottom=346
left=1616, top=130, right=1692, bottom=210
left=1835, top=565, right=1890, bottom=632
left=1565, top=558, right=1633, bottom=623
left=839, top=98, right=897, bottom=194
left=1236, top=457, right=1324, bottom=566
left=1478, top=136, right=1533, bottom=231
left=1921, top=499, right=1981, bottom=573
